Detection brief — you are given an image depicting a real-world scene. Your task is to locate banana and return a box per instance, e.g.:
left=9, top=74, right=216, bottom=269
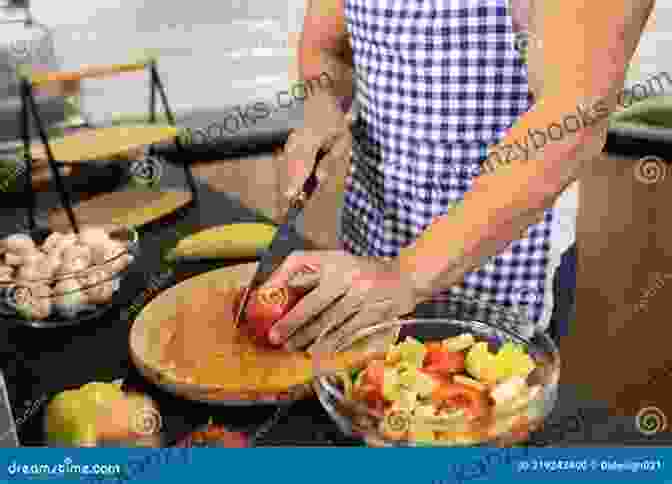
left=165, top=223, right=277, bottom=261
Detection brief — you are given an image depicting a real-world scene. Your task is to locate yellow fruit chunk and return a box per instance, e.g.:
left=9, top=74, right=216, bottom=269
left=494, top=342, right=536, bottom=380
left=165, top=223, right=278, bottom=261
left=45, top=381, right=123, bottom=447
left=465, top=341, right=536, bottom=384
left=465, top=342, right=499, bottom=384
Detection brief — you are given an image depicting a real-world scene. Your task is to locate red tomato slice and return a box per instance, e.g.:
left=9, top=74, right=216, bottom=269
left=424, top=347, right=466, bottom=375
left=362, top=360, right=385, bottom=392
left=235, top=285, right=307, bottom=346
left=432, top=383, right=488, bottom=419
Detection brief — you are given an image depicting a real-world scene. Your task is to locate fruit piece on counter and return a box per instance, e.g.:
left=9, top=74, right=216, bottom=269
left=45, top=381, right=160, bottom=447
left=165, top=223, right=278, bottom=261
left=45, top=381, right=123, bottom=446
left=176, top=419, right=249, bottom=447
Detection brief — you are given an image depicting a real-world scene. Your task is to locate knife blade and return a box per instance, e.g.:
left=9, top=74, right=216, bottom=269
left=234, top=147, right=328, bottom=327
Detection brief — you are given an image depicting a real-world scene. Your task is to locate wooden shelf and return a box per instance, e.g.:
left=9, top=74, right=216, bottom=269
left=48, top=189, right=192, bottom=231
left=29, top=125, right=179, bottom=164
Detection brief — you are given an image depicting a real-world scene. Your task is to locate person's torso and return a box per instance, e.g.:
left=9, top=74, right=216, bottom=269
left=340, top=0, right=561, bottom=328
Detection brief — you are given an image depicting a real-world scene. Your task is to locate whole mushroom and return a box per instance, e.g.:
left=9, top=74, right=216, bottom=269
left=19, top=283, right=52, bottom=320
left=79, top=269, right=115, bottom=304
left=53, top=278, right=87, bottom=318
left=16, top=263, right=49, bottom=283
left=0, top=265, right=13, bottom=282
left=96, top=240, right=131, bottom=274
left=5, top=283, right=52, bottom=320
left=62, top=244, right=92, bottom=267
left=1, top=233, right=36, bottom=255
left=41, top=232, right=64, bottom=254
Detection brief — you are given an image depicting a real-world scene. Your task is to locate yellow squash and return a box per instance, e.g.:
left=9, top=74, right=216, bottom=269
left=165, top=223, right=277, bottom=261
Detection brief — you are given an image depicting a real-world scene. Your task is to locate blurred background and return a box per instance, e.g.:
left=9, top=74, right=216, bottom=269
left=0, top=0, right=666, bottom=126
left=0, top=0, right=305, bottom=123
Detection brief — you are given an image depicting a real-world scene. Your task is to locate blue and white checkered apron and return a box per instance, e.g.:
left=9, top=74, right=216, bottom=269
left=340, top=0, right=554, bottom=327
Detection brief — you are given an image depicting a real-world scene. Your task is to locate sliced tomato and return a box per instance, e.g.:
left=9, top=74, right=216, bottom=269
left=423, top=347, right=466, bottom=375
left=234, top=285, right=308, bottom=346
left=353, top=383, right=385, bottom=414
left=431, top=383, right=488, bottom=419
left=362, top=359, right=385, bottom=391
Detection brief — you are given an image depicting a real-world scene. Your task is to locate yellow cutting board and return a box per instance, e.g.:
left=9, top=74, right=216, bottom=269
left=129, top=262, right=399, bottom=405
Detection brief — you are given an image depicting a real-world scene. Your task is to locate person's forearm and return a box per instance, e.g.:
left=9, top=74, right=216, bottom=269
left=396, top=91, right=616, bottom=298
left=298, top=1, right=354, bottom=114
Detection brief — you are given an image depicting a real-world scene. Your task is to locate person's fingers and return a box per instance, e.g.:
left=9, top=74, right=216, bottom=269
left=326, top=132, right=352, bottom=163
left=311, top=134, right=352, bottom=186
left=284, top=291, right=362, bottom=351
left=268, top=278, right=349, bottom=345
left=260, top=252, right=319, bottom=289
left=308, top=299, right=399, bottom=354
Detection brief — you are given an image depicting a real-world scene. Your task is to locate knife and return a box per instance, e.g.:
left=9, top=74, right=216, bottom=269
left=234, top=147, right=328, bottom=327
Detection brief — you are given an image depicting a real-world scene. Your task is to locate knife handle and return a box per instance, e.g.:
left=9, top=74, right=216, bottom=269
left=290, top=148, right=328, bottom=209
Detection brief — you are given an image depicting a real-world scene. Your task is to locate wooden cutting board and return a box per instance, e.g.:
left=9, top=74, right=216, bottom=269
left=48, top=189, right=192, bottom=231
left=129, top=263, right=399, bottom=405
left=29, top=125, right=179, bottom=165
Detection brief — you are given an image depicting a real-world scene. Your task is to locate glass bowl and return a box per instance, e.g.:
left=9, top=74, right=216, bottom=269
left=312, top=295, right=560, bottom=447
left=0, top=225, right=139, bottom=328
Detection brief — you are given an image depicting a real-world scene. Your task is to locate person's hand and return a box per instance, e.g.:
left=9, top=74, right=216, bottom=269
left=278, top=94, right=352, bottom=201
left=260, top=250, right=424, bottom=352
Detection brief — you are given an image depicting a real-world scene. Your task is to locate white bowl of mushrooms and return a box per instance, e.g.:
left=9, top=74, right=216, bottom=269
left=0, top=225, right=138, bottom=326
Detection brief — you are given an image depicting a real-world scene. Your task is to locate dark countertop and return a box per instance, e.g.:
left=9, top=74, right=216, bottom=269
left=1, top=134, right=670, bottom=447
